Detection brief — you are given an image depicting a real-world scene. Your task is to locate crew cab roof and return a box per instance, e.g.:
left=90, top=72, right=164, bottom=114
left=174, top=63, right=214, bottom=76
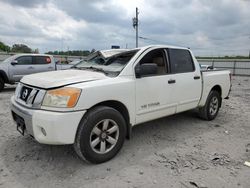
left=136, top=44, right=190, bottom=51
left=87, top=45, right=189, bottom=60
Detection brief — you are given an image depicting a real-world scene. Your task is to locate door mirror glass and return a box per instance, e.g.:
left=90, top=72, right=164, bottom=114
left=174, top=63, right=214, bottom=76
left=11, top=60, right=18, bottom=66
left=135, top=63, right=158, bottom=78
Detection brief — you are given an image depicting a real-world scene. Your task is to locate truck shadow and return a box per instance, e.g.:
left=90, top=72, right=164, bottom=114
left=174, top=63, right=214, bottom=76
left=1, top=86, right=16, bottom=93
left=1, top=110, right=222, bottom=187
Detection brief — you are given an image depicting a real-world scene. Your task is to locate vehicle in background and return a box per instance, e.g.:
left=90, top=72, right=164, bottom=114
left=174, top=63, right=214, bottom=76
left=55, top=60, right=71, bottom=65
left=55, top=59, right=78, bottom=70
left=62, top=59, right=86, bottom=67
left=69, top=59, right=83, bottom=65
left=11, top=45, right=231, bottom=163
left=0, top=54, right=74, bottom=92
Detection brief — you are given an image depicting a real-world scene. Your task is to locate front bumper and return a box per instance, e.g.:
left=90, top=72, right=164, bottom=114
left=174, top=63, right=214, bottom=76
left=11, top=96, right=86, bottom=145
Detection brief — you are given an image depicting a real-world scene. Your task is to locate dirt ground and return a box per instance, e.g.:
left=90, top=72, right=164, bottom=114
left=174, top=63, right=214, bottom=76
left=0, top=76, right=249, bottom=188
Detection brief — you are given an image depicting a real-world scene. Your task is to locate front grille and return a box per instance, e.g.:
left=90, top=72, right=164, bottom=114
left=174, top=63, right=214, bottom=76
left=20, top=86, right=35, bottom=102
left=15, top=83, right=46, bottom=108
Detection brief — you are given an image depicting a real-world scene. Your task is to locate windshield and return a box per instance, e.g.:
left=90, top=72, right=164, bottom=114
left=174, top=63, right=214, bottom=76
left=74, top=49, right=139, bottom=77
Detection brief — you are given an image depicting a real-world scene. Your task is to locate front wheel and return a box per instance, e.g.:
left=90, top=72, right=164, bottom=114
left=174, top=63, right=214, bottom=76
left=74, top=106, right=126, bottom=163
left=199, top=90, right=221, bottom=121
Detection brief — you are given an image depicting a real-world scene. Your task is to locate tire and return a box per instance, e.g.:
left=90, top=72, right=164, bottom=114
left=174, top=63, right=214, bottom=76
left=74, top=106, right=126, bottom=164
left=0, top=77, right=4, bottom=92
left=199, top=90, right=221, bottom=121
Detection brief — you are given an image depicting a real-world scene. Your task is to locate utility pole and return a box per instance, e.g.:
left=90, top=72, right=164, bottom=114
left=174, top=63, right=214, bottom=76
left=132, top=7, right=139, bottom=48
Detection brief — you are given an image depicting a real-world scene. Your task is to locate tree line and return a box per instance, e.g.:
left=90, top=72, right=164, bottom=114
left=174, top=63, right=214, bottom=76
left=46, top=49, right=95, bottom=56
left=0, top=41, right=37, bottom=53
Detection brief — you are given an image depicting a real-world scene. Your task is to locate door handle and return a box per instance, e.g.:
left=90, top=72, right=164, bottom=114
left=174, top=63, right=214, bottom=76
left=28, top=66, right=34, bottom=69
left=194, top=76, right=200, bottom=80
left=48, top=66, right=53, bottom=69
left=168, top=79, right=176, bottom=84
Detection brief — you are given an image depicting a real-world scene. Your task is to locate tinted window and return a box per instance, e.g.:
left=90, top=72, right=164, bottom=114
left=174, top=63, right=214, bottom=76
left=16, top=56, right=32, bottom=65
left=33, top=56, right=51, bottom=64
left=168, top=49, right=194, bottom=73
left=139, top=49, right=167, bottom=75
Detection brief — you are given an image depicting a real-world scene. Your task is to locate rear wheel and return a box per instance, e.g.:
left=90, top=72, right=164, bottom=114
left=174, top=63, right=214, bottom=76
left=199, top=90, right=221, bottom=120
left=0, top=77, right=4, bottom=92
left=74, top=106, right=126, bottom=163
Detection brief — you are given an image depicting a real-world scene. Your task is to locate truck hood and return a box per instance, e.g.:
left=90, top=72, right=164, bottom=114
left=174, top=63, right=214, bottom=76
left=21, top=69, right=107, bottom=89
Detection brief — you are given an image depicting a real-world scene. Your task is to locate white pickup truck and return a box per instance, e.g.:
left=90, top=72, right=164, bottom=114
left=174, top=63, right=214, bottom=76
left=10, top=45, right=231, bottom=163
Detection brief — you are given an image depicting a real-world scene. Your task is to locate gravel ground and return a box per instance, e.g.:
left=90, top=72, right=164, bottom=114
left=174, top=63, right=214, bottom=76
left=0, top=76, right=250, bottom=188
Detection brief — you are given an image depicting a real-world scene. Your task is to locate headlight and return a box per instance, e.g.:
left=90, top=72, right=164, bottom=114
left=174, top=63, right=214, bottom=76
left=42, top=87, right=81, bottom=108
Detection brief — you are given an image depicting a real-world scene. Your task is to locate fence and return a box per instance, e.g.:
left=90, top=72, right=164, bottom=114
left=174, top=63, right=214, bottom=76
left=197, top=59, right=250, bottom=76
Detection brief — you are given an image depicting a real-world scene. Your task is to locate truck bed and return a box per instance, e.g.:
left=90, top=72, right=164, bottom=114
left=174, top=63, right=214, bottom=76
left=198, top=70, right=231, bottom=107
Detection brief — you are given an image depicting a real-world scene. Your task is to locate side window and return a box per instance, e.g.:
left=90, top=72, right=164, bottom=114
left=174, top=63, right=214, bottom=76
left=139, top=49, right=167, bottom=75
left=16, top=56, right=32, bottom=65
left=168, top=49, right=195, bottom=73
left=33, top=56, right=51, bottom=64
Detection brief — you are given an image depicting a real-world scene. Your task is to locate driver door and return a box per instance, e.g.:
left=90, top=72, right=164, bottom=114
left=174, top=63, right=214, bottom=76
left=8, top=56, right=35, bottom=82
left=135, top=48, right=177, bottom=124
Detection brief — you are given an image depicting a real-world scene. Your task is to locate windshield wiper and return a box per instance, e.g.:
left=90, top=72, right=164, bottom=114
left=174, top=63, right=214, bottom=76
left=76, top=66, right=108, bottom=75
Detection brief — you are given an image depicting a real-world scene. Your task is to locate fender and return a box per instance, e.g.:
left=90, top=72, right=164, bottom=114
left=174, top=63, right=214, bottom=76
left=0, top=70, right=9, bottom=83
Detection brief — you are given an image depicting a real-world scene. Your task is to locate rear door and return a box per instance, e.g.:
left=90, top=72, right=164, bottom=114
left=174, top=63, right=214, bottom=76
left=167, top=48, right=202, bottom=112
left=135, top=48, right=177, bottom=124
left=32, top=56, right=54, bottom=73
left=8, top=56, right=34, bottom=82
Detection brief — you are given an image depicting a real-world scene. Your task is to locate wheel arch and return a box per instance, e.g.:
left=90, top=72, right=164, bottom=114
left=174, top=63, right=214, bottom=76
left=210, top=85, right=222, bottom=107
left=90, top=100, right=132, bottom=139
left=0, top=70, right=9, bottom=83
left=211, top=85, right=222, bottom=96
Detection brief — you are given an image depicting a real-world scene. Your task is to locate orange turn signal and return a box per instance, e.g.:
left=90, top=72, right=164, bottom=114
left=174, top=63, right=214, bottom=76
left=46, top=87, right=81, bottom=108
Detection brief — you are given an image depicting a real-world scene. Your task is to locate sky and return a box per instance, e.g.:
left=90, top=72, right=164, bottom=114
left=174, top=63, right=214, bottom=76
left=0, top=0, right=250, bottom=56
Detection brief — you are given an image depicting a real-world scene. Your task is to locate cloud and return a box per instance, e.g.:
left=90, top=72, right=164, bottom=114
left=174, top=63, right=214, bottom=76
left=52, top=0, right=129, bottom=27
left=0, top=0, right=250, bottom=56
left=0, top=1, right=88, bottom=51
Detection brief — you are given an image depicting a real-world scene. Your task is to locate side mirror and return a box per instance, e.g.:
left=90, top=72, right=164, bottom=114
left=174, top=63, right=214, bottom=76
left=11, top=60, right=18, bottom=66
left=135, top=63, right=158, bottom=78
left=207, top=65, right=214, bottom=70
